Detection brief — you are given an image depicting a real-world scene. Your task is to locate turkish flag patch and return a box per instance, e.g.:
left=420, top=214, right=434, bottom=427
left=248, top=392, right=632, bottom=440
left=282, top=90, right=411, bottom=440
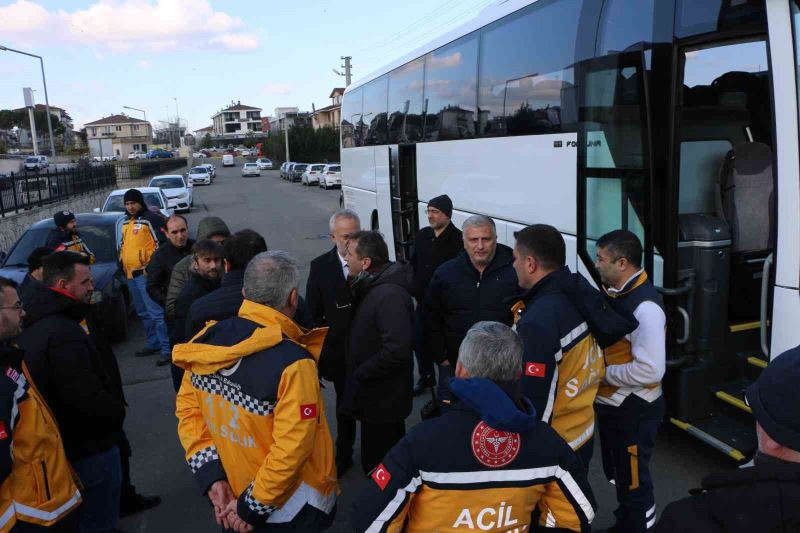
left=371, top=463, right=391, bottom=490
left=300, top=404, right=317, bottom=420
left=0, top=422, right=8, bottom=440
left=525, top=362, right=546, bottom=377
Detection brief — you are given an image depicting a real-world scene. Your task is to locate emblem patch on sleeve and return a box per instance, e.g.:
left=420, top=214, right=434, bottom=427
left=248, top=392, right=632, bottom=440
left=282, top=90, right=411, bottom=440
left=471, top=421, right=521, bottom=468
left=300, top=404, right=317, bottom=420
left=525, top=362, right=546, bottom=377
left=371, top=463, right=391, bottom=490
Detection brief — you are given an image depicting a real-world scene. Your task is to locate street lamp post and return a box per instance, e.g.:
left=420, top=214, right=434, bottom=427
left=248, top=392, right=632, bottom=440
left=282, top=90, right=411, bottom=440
left=0, top=44, right=56, bottom=157
left=122, top=105, right=147, bottom=122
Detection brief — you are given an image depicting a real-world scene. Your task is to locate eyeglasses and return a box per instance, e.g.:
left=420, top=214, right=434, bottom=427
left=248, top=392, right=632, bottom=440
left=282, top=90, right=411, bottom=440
left=0, top=303, right=23, bottom=311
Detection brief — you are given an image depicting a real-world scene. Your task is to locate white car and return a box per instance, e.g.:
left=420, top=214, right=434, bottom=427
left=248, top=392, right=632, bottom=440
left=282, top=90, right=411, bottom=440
left=127, top=151, right=142, bottom=160
left=301, top=164, right=326, bottom=186
left=192, top=152, right=206, bottom=158
left=240, top=149, right=251, bottom=157
left=319, top=164, right=342, bottom=189
left=241, top=163, right=260, bottom=177
left=148, top=174, right=193, bottom=212
left=24, top=156, right=49, bottom=171
left=280, top=162, right=294, bottom=179
left=256, top=158, right=273, bottom=170
left=187, top=166, right=212, bottom=185
left=200, top=163, right=216, bottom=180
left=222, top=154, right=235, bottom=167
left=96, top=187, right=173, bottom=218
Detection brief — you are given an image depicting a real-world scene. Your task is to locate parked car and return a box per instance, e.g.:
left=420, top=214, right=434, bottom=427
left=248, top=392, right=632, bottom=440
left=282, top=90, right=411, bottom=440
left=186, top=166, right=212, bottom=185
left=319, top=164, right=342, bottom=189
left=192, top=152, right=206, bottom=158
left=96, top=187, right=173, bottom=218
left=240, top=149, right=251, bottom=157
left=200, top=163, right=216, bottom=180
left=280, top=162, right=294, bottom=179
left=0, top=212, right=133, bottom=341
left=241, top=163, right=261, bottom=177
left=301, top=164, right=326, bottom=186
left=290, top=164, right=308, bottom=182
left=256, top=158, right=273, bottom=170
left=149, top=175, right=193, bottom=212
left=222, top=154, right=235, bottom=167
left=23, top=156, right=49, bottom=172
left=127, top=151, right=146, bottom=160
left=146, top=149, right=174, bottom=159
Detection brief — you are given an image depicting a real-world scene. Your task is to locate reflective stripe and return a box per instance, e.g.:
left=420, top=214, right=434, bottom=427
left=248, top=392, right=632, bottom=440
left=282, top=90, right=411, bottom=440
left=267, top=481, right=336, bottom=523
left=364, top=476, right=422, bottom=533
left=545, top=509, right=556, bottom=527
left=420, top=467, right=595, bottom=522
left=9, top=371, right=27, bottom=432
left=541, top=364, right=559, bottom=423
left=646, top=515, right=657, bottom=529
left=0, top=502, right=15, bottom=528
left=567, top=422, right=595, bottom=451
left=561, top=322, right=588, bottom=349
left=646, top=504, right=656, bottom=518
left=14, top=488, right=81, bottom=522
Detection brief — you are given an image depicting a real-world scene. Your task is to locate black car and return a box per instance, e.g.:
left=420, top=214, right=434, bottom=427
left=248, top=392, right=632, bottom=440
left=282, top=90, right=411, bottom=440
left=0, top=212, right=130, bottom=341
left=291, top=164, right=308, bottom=182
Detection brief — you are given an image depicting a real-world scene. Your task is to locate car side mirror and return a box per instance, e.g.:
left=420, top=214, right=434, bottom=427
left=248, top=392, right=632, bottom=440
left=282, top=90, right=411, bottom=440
left=93, top=207, right=101, bottom=213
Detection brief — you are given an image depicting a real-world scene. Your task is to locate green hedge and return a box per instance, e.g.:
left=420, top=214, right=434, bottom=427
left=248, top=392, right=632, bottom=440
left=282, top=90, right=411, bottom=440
left=262, top=126, right=339, bottom=164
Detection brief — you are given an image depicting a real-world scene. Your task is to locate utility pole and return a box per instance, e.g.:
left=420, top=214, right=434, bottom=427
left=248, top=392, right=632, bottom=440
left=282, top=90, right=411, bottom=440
left=283, top=114, right=290, bottom=163
left=341, top=56, right=352, bottom=86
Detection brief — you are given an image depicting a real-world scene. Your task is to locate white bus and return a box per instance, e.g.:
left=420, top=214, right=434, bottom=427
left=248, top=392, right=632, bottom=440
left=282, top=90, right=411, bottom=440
left=340, top=0, right=800, bottom=461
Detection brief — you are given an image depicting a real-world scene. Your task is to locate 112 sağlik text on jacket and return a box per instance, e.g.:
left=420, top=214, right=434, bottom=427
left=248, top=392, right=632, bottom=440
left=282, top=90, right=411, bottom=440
left=514, top=266, right=636, bottom=462
left=0, top=341, right=81, bottom=532
left=353, top=377, right=596, bottom=532
left=174, top=299, right=337, bottom=529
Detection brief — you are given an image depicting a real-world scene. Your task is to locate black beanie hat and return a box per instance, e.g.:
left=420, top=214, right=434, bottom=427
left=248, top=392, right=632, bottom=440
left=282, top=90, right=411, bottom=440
left=27, top=246, right=52, bottom=272
left=123, top=188, right=146, bottom=206
left=746, top=345, right=800, bottom=451
left=428, top=194, right=453, bottom=219
left=53, top=210, right=75, bottom=228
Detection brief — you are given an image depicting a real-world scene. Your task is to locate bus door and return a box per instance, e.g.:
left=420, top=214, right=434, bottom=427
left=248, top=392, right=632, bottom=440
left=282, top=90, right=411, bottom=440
left=576, top=51, right=655, bottom=288
left=388, top=144, right=419, bottom=261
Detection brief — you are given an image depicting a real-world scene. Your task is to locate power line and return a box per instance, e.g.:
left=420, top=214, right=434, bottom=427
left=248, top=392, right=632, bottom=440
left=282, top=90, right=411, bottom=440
left=355, top=0, right=495, bottom=72
left=353, top=0, right=463, bottom=55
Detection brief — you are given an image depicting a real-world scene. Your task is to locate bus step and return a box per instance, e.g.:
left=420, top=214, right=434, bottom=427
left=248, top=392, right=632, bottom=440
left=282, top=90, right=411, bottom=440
left=714, top=386, right=752, bottom=414
left=746, top=355, right=768, bottom=369
left=670, top=413, right=755, bottom=461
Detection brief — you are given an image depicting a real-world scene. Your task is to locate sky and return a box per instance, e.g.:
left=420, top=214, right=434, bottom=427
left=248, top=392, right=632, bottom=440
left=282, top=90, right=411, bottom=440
left=0, top=0, right=495, bottom=131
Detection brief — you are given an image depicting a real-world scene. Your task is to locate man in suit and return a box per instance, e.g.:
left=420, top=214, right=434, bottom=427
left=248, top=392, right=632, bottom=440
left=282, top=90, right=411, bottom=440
left=306, top=208, right=361, bottom=476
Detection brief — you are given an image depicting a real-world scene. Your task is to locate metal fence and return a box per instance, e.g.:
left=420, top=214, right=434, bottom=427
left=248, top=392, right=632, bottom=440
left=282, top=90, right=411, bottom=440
left=0, top=157, right=187, bottom=216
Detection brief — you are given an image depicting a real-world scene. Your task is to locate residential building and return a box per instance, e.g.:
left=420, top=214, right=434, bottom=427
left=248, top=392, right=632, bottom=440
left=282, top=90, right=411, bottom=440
left=260, top=117, right=272, bottom=134
left=269, top=107, right=311, bottom=132
left=211, top=102, right=262, bottom=138
left=312, top=88, right=344, bottom=130
left=84, top=114, right=153, bottom=159
left=12, top=104, right=75, bottom=152
left=194, top=125, right=213, bottom=137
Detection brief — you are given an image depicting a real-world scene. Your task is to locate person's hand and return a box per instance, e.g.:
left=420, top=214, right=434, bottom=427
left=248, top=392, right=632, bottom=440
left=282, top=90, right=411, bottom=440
left=440, top=360, right=451, bottom=367
left=221, top=500, right=255, bottom=532
left=207, top=480, right=235, bottom=528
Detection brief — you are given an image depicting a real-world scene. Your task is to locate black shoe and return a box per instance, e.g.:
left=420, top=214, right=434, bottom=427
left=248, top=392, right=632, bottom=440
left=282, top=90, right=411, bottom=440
left=336, top=457, right=353, bottom=478
left=413, top=375, right=435, bottom=396
left=119, top=490, right=161, bottom=518
left=156, top=354, right=171, bottom=366
left=135, top=347, right=159, bottom=357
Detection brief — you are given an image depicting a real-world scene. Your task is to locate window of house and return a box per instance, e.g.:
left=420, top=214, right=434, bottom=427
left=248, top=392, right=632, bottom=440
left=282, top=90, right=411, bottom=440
left=478, top=0, right=581, bottom=137
left=91, top=128, right=97, bottom=136
left=115, top=126, right=122, bottom=131
left=133, top=144, right=139, bottom=151
left=423, top=33, right=479, bottom=141
left=133, top=125, right=139, bottom=131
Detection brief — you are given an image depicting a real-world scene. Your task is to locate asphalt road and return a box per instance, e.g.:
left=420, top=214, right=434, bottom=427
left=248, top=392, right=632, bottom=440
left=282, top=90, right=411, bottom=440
left=116, top=161, right=734, bottom=532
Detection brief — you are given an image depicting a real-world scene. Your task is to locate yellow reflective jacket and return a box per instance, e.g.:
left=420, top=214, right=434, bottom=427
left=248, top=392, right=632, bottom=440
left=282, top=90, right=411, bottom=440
left=0, top=346, right=81, bottom=532
left=174, top=300, right=337, bottom=528
left=119, top=210, right=163, bottom=278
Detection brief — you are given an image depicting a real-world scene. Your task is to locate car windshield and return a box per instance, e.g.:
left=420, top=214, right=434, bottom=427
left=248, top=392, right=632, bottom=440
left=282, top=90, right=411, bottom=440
left=294, top=165, right=307, bottom=171
left=3, top=224, right=117, bottom=265
left=330, top=166, right=341, bottom=172
left=190, top=167, right=208, bottom=173
left=311, top=165, right=325, bottom=171
left=25, top=157, right=38, bottom=163
left=104, top=193, right=163, bottom=212
left=244, top=163, right=257, bottom=168
left=150, top=177, right=184, bottom=189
